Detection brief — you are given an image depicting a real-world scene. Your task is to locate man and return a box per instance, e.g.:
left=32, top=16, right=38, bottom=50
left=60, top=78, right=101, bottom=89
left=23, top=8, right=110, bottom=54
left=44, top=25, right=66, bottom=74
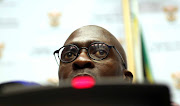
left=54, top=25, right=133, bottom=83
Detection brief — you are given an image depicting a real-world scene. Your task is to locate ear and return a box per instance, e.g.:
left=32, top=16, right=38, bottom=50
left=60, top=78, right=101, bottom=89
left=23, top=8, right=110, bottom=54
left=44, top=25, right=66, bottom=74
left=123, top=69, right=133, bottom=83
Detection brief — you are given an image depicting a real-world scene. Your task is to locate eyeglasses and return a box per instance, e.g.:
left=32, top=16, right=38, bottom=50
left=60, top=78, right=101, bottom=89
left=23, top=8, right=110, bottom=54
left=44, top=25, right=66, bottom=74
left=53, top=42, right=127, bottom=69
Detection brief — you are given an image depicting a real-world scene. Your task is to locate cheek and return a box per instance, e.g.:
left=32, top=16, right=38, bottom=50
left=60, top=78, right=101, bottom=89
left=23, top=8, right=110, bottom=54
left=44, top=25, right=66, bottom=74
left=59, top=64, right=72, bottom=79
left=97, top=58, right=121, bottom=76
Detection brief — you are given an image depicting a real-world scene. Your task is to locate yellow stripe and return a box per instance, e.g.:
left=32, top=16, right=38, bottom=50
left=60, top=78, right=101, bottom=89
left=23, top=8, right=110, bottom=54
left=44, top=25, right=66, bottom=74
left=145, top=65, right=153, bottom=83
left=122, top=0, right=136, bottom=82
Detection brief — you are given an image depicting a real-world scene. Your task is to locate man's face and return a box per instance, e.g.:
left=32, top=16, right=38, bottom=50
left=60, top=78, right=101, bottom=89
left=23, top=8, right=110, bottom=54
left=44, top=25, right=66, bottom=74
left=58, top=26, right=125, bottom=80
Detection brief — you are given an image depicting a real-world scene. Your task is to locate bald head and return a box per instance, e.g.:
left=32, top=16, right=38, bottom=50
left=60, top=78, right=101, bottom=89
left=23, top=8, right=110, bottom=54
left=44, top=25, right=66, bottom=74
left=58, top=25, right=133, bottom=83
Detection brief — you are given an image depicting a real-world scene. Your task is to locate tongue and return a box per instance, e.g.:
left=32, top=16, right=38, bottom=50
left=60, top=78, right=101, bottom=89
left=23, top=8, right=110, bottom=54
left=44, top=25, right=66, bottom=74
left=71, top=76, right=95, bottom=89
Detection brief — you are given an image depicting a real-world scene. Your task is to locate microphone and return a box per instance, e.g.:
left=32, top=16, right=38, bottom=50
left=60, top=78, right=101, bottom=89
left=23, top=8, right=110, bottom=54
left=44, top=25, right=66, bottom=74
left=71, top=76, right=95, bottom=89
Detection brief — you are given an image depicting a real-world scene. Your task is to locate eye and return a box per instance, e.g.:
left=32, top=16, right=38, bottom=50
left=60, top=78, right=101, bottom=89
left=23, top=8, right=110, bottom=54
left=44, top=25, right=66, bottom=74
left=64, top=52, right=76, bottom=60
left=94, top=50, right=107, bottom=58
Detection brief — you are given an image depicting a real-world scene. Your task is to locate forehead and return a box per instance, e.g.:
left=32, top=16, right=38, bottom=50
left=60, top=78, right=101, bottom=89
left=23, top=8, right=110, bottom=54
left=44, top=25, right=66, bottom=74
left=65, top=27, right=112, bottom=47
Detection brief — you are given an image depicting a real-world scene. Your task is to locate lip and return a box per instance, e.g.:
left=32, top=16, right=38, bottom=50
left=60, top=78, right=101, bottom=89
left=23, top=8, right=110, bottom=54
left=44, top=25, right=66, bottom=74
left=72, top=73, right=95, bottom=79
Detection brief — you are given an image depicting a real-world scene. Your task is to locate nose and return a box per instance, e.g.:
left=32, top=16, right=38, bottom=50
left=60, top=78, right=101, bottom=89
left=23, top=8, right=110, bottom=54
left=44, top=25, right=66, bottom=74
left=72, top=51, right=94, bottom=70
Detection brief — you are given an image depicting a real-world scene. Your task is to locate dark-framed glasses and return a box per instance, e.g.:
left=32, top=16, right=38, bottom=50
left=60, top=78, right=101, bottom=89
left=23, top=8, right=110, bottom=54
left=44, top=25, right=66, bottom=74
left=53, top=42, right=127, bottom=69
